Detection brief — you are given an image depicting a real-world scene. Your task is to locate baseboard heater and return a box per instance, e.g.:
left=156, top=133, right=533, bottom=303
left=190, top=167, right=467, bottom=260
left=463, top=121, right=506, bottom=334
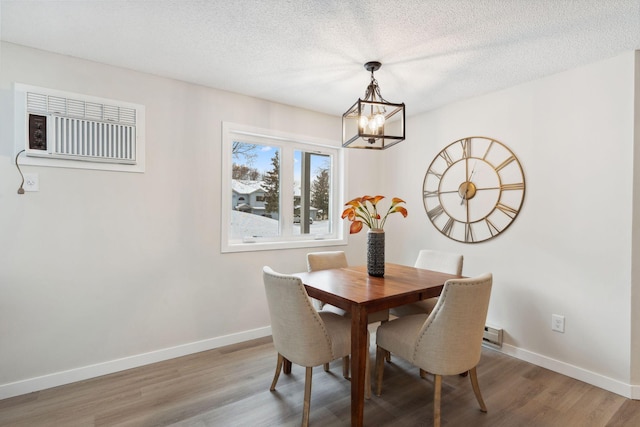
left=482, top=324, right=503, bottom=348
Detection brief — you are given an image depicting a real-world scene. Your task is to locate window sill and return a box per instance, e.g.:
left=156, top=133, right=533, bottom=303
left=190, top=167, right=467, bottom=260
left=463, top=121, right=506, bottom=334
left=221, top=236, right=347, bottom=253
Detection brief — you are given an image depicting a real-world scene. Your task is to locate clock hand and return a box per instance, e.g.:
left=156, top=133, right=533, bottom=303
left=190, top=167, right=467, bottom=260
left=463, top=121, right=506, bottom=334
left=461, top=162, right=478, bottom=205
left=468, top=162, right=477, bottom=181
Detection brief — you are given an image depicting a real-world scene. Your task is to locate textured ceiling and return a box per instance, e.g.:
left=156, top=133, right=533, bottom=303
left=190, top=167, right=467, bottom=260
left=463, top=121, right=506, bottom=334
left=1, top=1, right=639, bottom=117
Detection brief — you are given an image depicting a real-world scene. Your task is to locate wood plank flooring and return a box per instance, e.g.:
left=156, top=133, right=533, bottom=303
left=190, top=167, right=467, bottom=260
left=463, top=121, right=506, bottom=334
left=1, top=335, right=639, bottom=426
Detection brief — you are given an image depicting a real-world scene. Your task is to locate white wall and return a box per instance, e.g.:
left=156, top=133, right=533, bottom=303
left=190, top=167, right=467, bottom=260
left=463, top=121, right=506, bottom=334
left=1, top=41, right=638, bottom=400
left=0, top=42, right=382, bottom=398
left=383, top=51, right=638, bottom=397
left=632, top=50, right=640, bottom=390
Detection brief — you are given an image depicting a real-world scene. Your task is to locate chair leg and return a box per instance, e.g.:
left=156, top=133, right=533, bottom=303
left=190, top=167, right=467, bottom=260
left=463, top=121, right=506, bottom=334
left=380, top=319, right=391, bottom=363
left=469, top=366, right=488, bottom=412
left=324, top=363, right=330, bottom=372
left=270, top=353, right=284, bottom=391
left=343, top=355, right=350, bottom=379
left=433, top=374, right=442, bottom=427
left=374, top=346, right=387, bottom=396
left=302, top=366, right=313, bottom=427
left=283, top=357, right=292, bottom=374
left=420, top=368, right=429, bottom=379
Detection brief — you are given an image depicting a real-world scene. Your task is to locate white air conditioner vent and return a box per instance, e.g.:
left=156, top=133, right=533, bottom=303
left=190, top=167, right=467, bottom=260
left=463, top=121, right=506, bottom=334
left=47, top=116, right=136, bottom=163
left=26, top=92, right=137, bottom=126
left=15, top=83, right=145, bottom=173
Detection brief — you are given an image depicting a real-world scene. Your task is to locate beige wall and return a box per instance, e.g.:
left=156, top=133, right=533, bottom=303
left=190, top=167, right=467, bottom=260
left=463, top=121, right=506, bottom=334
left=632, top=50, right=640, bottom=393
left=0, top=42, right=383, bottom=397
left=1, top=41, right=638, bottom=399
left=383, top=51, right=638, bottom=397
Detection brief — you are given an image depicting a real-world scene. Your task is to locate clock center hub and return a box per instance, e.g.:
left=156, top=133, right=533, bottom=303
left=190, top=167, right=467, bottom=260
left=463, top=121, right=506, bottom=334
left=458, top=181, right=477, bottom=201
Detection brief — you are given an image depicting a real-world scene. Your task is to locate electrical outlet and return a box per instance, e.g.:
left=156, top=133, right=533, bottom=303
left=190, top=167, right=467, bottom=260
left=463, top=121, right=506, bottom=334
left=552, top=314, right=565, bottom=333
left=23, top=173, right=39, bottom=192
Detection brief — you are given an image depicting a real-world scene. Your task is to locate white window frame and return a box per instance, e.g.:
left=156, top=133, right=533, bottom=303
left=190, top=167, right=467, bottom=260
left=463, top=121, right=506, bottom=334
left=221, top=122, right=347, bottom=253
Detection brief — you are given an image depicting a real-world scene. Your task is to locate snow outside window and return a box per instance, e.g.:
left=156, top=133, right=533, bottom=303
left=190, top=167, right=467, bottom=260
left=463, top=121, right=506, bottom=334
left=221, top=122, right=346, bottom=253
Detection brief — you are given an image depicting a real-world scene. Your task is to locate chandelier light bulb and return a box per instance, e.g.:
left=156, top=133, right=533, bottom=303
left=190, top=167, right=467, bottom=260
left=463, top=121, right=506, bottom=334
left=359, top=115, right=369, bottom=130
left=367, top=116, right=378, bottom=132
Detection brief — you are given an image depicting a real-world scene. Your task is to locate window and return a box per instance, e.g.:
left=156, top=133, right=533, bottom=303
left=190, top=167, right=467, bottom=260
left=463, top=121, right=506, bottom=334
left=221, top=122, right=346, bottom=252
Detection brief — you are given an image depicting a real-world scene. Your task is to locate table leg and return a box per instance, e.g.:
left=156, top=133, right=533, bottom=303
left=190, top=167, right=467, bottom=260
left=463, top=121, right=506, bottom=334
left=350, top=305, right=368, bottom=427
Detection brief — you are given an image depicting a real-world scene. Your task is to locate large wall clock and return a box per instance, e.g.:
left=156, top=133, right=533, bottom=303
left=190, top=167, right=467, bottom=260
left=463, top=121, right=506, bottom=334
left=423, top=136, right=525, bottom=243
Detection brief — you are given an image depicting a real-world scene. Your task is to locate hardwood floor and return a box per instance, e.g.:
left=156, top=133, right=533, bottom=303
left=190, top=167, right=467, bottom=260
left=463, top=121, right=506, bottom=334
left=1, top=335, right=639, bottom=426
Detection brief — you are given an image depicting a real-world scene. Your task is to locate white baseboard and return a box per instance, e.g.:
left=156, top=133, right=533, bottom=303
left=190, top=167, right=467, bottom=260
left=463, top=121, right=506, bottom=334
left=500, top=343, right=637, bottom=399
left=0, top=326, right=272, bottom=400
left=4, top=330, right=638, bottom=402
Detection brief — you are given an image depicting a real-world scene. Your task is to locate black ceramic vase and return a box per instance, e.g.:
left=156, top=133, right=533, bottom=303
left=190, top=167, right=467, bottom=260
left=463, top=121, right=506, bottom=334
left=367, top=229, right=385, bottom=277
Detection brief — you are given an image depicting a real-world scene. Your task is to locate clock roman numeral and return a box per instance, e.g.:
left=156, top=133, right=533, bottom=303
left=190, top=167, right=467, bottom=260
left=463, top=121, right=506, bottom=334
left=427, top=204, right=445, bottom=221
left=496, top=203, right=518, bottom=218
left=461, top=139, right=470, bottom=159
left=486, top=218, right=501, bottom=236
left=465, top=223, right=474, bottom=242
left=439, top=150, right=454, bottom=167
left=495, top=155, right=516, bottom=172
left=442, top=217, right=455, bottom=237
left=501, top=182, right=525, bottom=191
left=482, top=140, right=495, bottom=160
left=427, top=169, right=443, bottom=180
left=423, top=190, right=438, bottom=198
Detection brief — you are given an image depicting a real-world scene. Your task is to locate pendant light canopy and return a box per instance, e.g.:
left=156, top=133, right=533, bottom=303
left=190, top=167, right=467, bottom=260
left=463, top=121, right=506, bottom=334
left=342, top=61, right=405, bottom=150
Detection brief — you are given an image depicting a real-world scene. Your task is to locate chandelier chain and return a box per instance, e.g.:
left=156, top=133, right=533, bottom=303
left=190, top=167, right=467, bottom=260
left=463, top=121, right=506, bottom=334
left=363, top=73, right=387, bottom=104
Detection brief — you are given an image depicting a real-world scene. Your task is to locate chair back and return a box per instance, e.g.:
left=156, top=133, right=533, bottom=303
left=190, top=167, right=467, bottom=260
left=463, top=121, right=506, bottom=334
left=307, top=251, right=348, bottom=272
left=414, top=249, right=463, bottom=275
left=262, top=266, right=334, bottom=366
left=306, top=252, right=349, bottom=311
left=413, top=273, right=492, bottom=375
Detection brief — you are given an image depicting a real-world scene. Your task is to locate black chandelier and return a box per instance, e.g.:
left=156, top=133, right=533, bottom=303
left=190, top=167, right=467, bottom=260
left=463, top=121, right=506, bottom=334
left=342, top=61, right=405, bottom=150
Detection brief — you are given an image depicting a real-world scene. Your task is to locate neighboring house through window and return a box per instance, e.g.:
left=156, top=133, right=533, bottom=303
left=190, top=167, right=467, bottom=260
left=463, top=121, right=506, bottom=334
left=221, top=122, right=346, bottom=252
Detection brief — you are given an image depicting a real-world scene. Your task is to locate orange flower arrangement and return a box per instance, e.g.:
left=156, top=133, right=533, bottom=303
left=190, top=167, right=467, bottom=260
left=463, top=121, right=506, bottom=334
left=341, top=195, right=408, bottom=234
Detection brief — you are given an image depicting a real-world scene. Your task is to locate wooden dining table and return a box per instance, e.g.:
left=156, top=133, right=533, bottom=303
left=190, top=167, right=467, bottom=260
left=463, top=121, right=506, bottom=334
left=293, top=262, right=461, bottom=427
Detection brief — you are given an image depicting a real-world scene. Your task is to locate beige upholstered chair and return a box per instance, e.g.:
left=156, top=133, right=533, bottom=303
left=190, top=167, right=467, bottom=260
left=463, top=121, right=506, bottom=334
left=306, top=251, right=389, bottom=323
left=306, top=251, right=348, bottom=312
left=374, top=273, right=493, bottom=427
left=306, top=251, right=351, bottom=377
left=263, top=266, right=351, bottom=427
left=389, top=249, right=463, bottom=318
left=306, top=251, right=388, bottom=398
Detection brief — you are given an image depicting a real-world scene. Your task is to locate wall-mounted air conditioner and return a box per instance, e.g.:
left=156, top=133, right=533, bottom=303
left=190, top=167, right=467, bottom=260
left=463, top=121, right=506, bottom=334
left=14, top=83, right=145, bottom=173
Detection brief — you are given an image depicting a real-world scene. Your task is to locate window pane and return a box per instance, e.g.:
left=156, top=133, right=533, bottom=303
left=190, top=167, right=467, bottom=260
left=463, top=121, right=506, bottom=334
left=222, top=122, right=345, bottom=252
left=231, top=141, right=280, bottom=240
left=293, top=150, right=332, bottom=236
